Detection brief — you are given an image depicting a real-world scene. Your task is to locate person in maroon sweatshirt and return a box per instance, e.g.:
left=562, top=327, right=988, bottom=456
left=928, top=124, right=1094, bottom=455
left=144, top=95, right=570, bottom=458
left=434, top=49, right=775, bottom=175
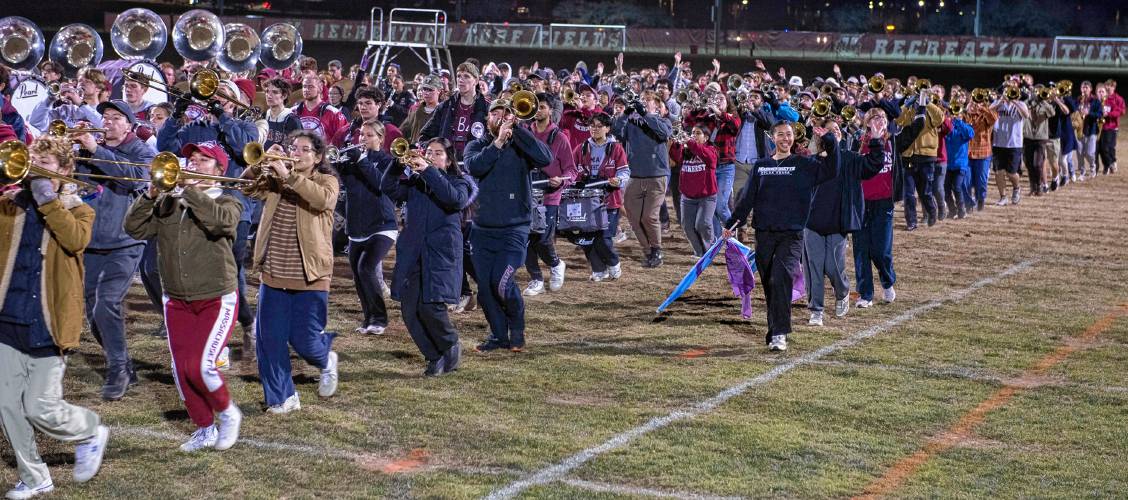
left=683, top=93, right=741, bottom=236
left=671, top=125, right=719, bottom=257
left=559, top=83, right=600, bottom=150
left=523, top=94, right=578, bottom=296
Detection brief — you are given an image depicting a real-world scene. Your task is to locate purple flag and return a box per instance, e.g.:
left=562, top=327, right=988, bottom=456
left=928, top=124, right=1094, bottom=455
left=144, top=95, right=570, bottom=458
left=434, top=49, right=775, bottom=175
left=791, top=260, right=806, bottom=303
left=724, top=240, right=756, bottom=319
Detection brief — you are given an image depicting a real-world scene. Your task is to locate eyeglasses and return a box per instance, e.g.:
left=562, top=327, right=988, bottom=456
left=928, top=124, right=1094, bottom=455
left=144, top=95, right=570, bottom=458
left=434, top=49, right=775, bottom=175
left=287, top=145, right=315, bottom=154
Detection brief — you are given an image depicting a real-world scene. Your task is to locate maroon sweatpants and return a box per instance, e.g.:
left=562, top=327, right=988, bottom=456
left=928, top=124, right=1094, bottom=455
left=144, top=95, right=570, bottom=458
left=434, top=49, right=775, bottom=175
left=163, top=292, right=237, bottom=427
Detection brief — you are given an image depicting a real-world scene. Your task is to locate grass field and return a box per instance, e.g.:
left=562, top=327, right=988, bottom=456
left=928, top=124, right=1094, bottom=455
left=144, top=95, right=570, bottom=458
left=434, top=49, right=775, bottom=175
left=6, top=138, right=1128, bottom=499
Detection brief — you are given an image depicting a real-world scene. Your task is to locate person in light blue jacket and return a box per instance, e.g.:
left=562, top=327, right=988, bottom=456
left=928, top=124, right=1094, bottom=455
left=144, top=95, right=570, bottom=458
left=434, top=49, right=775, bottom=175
left=943, top=115, right=974, bottom=219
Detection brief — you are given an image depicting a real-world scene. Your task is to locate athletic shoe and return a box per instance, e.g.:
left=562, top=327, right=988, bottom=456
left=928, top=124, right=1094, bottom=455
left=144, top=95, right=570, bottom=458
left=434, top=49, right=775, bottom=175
left=179, top=425, right=218, bottom=452
left=856, top=298, right=874, bottom=308
left=354, top=325, right=369, bottom=334
left=1050, top=179, right=1058, bottom=191
left=956, top=206, right=967, bottom=219
left=613, top=230, right=627, bottom=244
left=976, top=199, right=985, bottom=211
left=523, top=279, right=545, bottom=296
left=242, top=321, right=256, bottom=362
left=452, top=294, right=472, bottom=313
left=607, top=263, right=622, bottom=280
left=768, top=335, right=788, bottom=352
left=267, top=393, right=301, bottom=414
left=808, top=311, right=824, bottom=326
left=474, top=339, right=510, bottom=353
left=150, top=321, right=167, bottom=339
left=835, top=299, right=850, bottom=318
left=441, top=340, right=461, bottom=373
left=424, top=359, right=444, bottom=377
left=73, top=425, right=109, bottom=483
left=548, top=260, right=567, bottom=291
left=589, top=271, right=606, bottom=282
left=215, top=404, right=242, bottom=451
left=318, top=351, right=339, bottom=397
left=905, top=224, right=917, bottom=232
left=217, top=347, right=230, bottom=372
left=5, top=480, right=53, bottom=500
left=995, top=197, right=1010, bottom=206
left=365, top=325, right=386, bottom=335
left=883, top=287, right=897, bottom=303
left=101, top=367, right=131, bottom=401
left=1011, top=189, right=1021, bottom=205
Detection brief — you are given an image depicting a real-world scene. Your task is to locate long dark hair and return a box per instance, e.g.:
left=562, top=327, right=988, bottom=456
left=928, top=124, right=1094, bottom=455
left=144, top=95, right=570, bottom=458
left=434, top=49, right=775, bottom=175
left=288, top=130, right=336, bottom=176
left=424, top=137, right=462, bottom=176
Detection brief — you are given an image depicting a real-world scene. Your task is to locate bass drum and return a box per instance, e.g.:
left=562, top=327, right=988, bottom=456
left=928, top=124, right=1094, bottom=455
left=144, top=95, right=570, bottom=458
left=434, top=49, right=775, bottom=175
left=126, top=60, right=168, bottom=104
left=10, top=75, right=48, bottom=124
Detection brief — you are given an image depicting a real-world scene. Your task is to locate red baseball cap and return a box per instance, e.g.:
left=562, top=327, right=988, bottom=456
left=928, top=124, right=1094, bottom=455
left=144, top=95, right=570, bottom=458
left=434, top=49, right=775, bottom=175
left=180, top=141, right=229, bottom=170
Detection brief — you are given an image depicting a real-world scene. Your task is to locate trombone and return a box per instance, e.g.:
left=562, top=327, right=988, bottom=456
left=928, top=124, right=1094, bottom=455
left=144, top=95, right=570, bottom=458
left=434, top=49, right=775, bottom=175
left=811, top=97, right=832, bottom=118
left=73, top=151, right=251, bottom=192
left=510, top=90, right=539, bottom=121
left=0, top=140, right=98, bottom=192
left=124, top=68, right=260, bottom=119
left=866, top=75, right=885, bottom=95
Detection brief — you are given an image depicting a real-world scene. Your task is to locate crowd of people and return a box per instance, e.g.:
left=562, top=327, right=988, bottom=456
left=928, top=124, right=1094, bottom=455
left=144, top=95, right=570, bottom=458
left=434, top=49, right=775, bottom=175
left=0, top=26, right=1124, bottom=498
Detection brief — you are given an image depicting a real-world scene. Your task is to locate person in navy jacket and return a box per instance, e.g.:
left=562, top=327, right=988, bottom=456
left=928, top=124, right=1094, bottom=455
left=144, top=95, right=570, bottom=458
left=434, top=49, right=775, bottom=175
left=463, top=99, right=553, bottom=353
left=723, top=121, right=840, bottom=352
left=337, top=119, right=398, bottom=336
left=381, top=138, right=475, bottom=376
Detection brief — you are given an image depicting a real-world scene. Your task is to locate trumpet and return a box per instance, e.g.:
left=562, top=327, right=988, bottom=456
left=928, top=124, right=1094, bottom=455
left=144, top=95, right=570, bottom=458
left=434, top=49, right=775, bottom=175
left=612, top=74, right=631, bottom=92
left=0, top=140, right=98, bottom=192
left=867, top=75, right=885, bottom=94
left=389, top=137, right=429, bottom=166
left=727, top=74, right=743, bottom=91
left=1057, top=80, right=1073, bottom=96
left=326, top=144, right=366, bottom=164
left=561, top=87, right=578, bottom=106
left=1036, top=86, right=1055, bottom=101
left=675, top=89, right=696, bottom=105
left=1003, top=86, right=1021, bottom=101
left=670, top=123, right=691, bottom=145
left=840, top=105, right=857, bottom=123
left=971, top=88, right=991, bottom=104
left=243, top=142, right=298, bottom=167
left=949, top=101, right=965, bottom=116
left=507, top=80, right=524, bottom=93
left=791, top=122, right=808, bottom=144
left=47, top=119, right=106, bottom=137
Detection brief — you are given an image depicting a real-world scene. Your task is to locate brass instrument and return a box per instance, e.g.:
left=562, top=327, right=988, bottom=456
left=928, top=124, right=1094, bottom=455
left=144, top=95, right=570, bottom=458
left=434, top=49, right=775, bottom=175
left=243, top=142, right=298, bottom=167
left=0, top=140, right=97, bottom=191
left=1057, top=80, right=1073, bottom=97
left=675, top=89, right=696, bottom=106
left=326, top=144, right=366, bottom=164
left=670, top=123, right=691, bottom=145
left=173, top=9, right=225, bottom=62
left=389, top=137, right=428, bottom=165
left=867, top=75, right=885, bottom=94
left=820, top=83, right=834, bottom=96
left=507, top=80, right=524, bottom=93
left=0, top=16, right=45, bottom=71
left=950, top=101, right=965, bottom=116
left=791, top=122, right=807, bottom=144
left=260, top=23, right=303, bottom=70
left=840, top=105, right=857, bottom=123
left=48, top=82, right=62, bottom=97
left=1003, top=86, right=1021, bottom=101
left=561, top=87, right=578, bottom=106
left=110, top=8, right=167, bottom=60
left=727, top=74, right=743, bottom=91
left=217, top=23, right=261, bottom=74
left=146, top=152, right=252, bottom=192
left=612, top=74, right=631, bottom=92
left=1036, top=85, right=1053, bottom=101
left=48, top=24, right=103, bottom=76
left=622, top=89, right=641, bottom=108
left=971, top=88, right=990, bottom=104
left=47, top=120, right=106, bottom=137
left=811, top=97, right=832, bottom=118
left=125, top=68, right=260, bottom=119
left=510, top=90, right=540, bottom=120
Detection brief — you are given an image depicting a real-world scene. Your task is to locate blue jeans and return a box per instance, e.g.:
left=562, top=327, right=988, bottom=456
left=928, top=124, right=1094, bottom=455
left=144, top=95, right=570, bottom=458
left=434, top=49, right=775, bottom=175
left=968, top=157, right=991, bottom=207
left=712, top=162, right=735, bottom=236
left=84, top=245, right=145, bottom=371
left=256, top=285, right=333, bottom=406
left=903, top=159, right=937, bottom=227
left=233, top=221, right=254, bottom=327
left=470, top=225, right=528, bottom=347
left=852, top=199, right=896, bottom=302
left=932, top=162, right=947, bottom=218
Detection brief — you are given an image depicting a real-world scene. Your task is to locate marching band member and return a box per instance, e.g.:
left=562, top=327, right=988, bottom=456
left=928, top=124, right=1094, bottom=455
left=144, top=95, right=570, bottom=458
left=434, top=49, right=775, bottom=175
left=1053, top=86, right=1079, bottom=186
left=332, top=87, right=403, bottom=152
left=464, top=99, right=553, bottom=353
left=337, top=119, right=397, bottom=335
left=613, top=93, right=673, bottom=268
left=123, top=142, right=244, bottom=453
left=76, top=68, right=111, bottom=108
left=1022, top=91, right=1057, bottom=195
left=122, top=76, right=155, bottom=123
left=75, top=100, right=154, bottom=401
left=671, top=125, right=719, bottom=257
left=723, top=121, right=840, bottom=352
left=893, top=89, right=944, bottom=230
left=381, top=138, right=475, bottom=375
left=1079, top=82, right=1103, bottom=180
left=0, top=136, right=109, bottom=499
left=400, top=75, right=444, bottom=144
left=991, top=90, right=1030, bottom=206
left=559, top=83, right=600, bottom=150
left=942, top=111, right=974, bottom=219
left=523, top=93, right=577, bottom=296
left=964, top=99, right=998, bottom=211
left=685, top=92, right=741, bottom=236
left=293, top=73, right=348, bottom=141
left=419, top=62, right=490, bottom=156
left=1098, top=79, right=1123, bottom=174
left=572, top=112, right=630, bottom=280
left=734, top=89, right=776, bottom=215
left=0, top=66, right=28, bottom=140
left=28, top=82, right=103, bottom=134
left=241, top=131, right=340, bottom=413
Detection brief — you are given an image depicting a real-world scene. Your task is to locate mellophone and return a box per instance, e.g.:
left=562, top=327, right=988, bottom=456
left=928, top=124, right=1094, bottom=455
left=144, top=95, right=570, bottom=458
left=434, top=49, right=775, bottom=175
left=530, top=179, right=611, bottom=235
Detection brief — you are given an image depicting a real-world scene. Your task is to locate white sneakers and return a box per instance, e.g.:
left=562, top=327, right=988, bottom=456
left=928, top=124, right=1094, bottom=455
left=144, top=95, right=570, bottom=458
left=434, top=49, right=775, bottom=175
left=365, top=325, right=386, bottom=335
left=856, top=298, right=874, bottom=308
left=268, top=392, right=301, bottom=414
left=523, top=279, right=545, bottom=296
left=5, top=480, right=53, bottom=500
left=835, top=299, right=850, bottom=318
left=769, top=335, right=788, bottom=351
left=318, top=352, right=338, bottom=398
left=73, top=425, right=109, bottom=483
left=883, top=287, right=897, bottom=303
left=179, top=425, right=218, bottom=452
left=808, top=311, right=824, bottom=326
left=215, top=404, right=242, bottom=451
left=590, top=271, right=606, bottom=282
left=549, top=260, right=567, bottom=291
left=607, top=263, right=622, bottom=280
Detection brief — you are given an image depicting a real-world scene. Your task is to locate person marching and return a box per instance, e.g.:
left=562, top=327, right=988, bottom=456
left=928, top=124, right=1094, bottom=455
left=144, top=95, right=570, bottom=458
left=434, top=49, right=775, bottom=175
left=123, top=142, right=244, bottom=452
left=381, top=138, right=475, bottom=375
left=723, top=121, right=840, bottom=352
left=572, top=112, right=631, bottom=281
left=464, top=99, right=553, bottom=353
left=670, top=124, right=719, bottom=257
left=336, top=119, right=398, bottom=335
left=523, top=93, right=577, bottom=296
left=241, top=131, right=340, bottom=413
left=0, top=136, right=109, bottom=499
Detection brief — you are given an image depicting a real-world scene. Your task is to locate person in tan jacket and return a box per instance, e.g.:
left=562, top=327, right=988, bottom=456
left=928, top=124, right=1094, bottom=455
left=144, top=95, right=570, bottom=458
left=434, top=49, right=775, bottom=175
left=0, top=136, right=109, bottom=498
left=894, top=92, right=944, bottom=230
left=240, top=131, right=340, bottom=414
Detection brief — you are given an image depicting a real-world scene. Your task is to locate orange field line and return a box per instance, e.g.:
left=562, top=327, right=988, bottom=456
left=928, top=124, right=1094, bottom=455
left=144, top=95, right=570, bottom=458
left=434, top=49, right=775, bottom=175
left=853, top=302, right=1128, bottom=500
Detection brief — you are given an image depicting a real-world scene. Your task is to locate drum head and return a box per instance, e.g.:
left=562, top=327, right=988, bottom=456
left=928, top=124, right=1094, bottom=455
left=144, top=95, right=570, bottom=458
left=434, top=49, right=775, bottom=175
left=11, top=76, right=47, bottom=122
left=127, top=60, right=168, bottom=104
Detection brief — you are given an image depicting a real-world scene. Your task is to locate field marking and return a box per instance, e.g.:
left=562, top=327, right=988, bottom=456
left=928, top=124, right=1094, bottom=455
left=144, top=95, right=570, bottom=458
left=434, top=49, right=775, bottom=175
left=852, top=302, right=1128, bottom=499
left=483, top=259, right=1037, bottom=500
left=558, top=478, right=745, bottom=500
left=806, top=359, right=1128, bottom=395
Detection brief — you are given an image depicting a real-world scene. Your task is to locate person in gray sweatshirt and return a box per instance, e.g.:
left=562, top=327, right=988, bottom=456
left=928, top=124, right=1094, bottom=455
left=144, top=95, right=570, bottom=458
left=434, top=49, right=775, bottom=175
left=612, top=92, right=672, bottom=268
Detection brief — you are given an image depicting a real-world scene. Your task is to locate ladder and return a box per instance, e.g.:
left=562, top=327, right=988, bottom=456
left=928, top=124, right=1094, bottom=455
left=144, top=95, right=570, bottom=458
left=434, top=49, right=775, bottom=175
left=366, top=8, right=454, bottom=82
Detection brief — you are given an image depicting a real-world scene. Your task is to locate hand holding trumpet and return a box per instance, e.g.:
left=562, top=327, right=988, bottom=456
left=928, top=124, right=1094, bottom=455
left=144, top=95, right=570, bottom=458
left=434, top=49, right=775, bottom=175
left=265, top=143, right=291, bottom=179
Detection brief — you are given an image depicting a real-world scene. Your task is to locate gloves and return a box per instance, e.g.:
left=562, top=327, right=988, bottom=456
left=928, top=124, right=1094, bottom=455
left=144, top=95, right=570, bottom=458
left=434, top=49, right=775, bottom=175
left=207, top=100, right=225, bottom=120
left=173, top=97, right=191, bottom=119
left=29, top=178, right=57, bottom=205
left=632, top=101, right=647, bottom=116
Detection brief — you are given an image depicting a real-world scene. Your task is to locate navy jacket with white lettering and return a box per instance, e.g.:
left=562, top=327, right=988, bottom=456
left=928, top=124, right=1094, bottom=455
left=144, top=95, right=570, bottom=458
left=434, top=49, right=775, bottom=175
left=725, top=132, right=839, bottom=232
left=464, top=126, right=553, bottom=229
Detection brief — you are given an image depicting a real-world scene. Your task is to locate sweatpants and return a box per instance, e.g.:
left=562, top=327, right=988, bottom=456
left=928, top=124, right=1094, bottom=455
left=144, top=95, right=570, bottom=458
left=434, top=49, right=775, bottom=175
left=903, top=159, right=937, bottom=227
left=623, top=176, right=668, bottom=252
left=349, top=234, right=394, bottom=328
left=255, top=285, right=332, bottom=406
left=931, top=163, right=947, bottom=219
left=401, top=269, right=460, bottom=362
left=460, top=223, right=478, bottom=297
left=526, top=205, right=561, bottom=281
left=944, top=168, right=967, bottom=216
left=852, top=198, right=897, bottom=302
left=1023, top=138, right=1048, bottom=191
left=968, top=157, right=992, bottom=207
left=1080, top=134, right=1099, bottom=175
left=1098, top=129, right=1118, bottom=172
left=680, top=195, right=716, bottom=257
left=802, top=229, right=849, bottom=313
left=0, top=343, right=100, bottom=487
left=164, top=292, right=236, bottom=428
left=754, top=230, right=804, bottom=343
left=582, top=208, right=621, bottom=273
left=470, top=225, right=528, bottom=347
left=234, top=221, right=254, bottom=328
left=712, top=163, right=735, bottom=236
left=84, top=245, right=145, bottom=372
left=140, top=239, right=162, bottom=310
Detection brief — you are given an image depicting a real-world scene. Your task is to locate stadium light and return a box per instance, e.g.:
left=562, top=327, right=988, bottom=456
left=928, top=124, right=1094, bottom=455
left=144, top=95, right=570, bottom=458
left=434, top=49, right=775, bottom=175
left=886, top=24, right=896, bottom=31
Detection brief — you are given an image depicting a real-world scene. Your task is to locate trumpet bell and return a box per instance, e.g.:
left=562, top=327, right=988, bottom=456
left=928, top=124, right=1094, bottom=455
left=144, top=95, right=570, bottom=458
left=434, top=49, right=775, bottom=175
left=48, top=24, right=103, bottom=77
left=812, top=98, right=832, bottom=118
left=867, top=75, right=885, bottom=94
left=950, top=102, right=964, bottom=115
left=173, top=9, right=225, bottom=62
left=111, top=8, right=167, bottom=60
left=259, top=23, right=303, bottom=70
left=389, top=138, right=412, bottom=159
left=841, top=105, right=857, bottom=122
left=511, top=90, right=539, bottom=121
left=727, top=74, right=743, bottom=91
left=0, top=16, right=45, bottom=71
left=218, top=23, right=261, bottom=74
left=791, top=122, right=807, bottom=142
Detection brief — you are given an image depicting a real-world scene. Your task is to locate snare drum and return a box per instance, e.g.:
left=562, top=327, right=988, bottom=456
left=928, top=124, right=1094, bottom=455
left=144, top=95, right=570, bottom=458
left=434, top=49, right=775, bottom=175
left=557, top=188, right=609, bottom=234
left=11, top=75, right=48, bottom=122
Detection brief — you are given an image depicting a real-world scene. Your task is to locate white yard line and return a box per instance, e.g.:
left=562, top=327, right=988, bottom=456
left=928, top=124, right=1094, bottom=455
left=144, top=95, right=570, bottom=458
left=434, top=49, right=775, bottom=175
left=484, top=260, right=1036, bottom=500
left=558, top=478, right=745, bottom=500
